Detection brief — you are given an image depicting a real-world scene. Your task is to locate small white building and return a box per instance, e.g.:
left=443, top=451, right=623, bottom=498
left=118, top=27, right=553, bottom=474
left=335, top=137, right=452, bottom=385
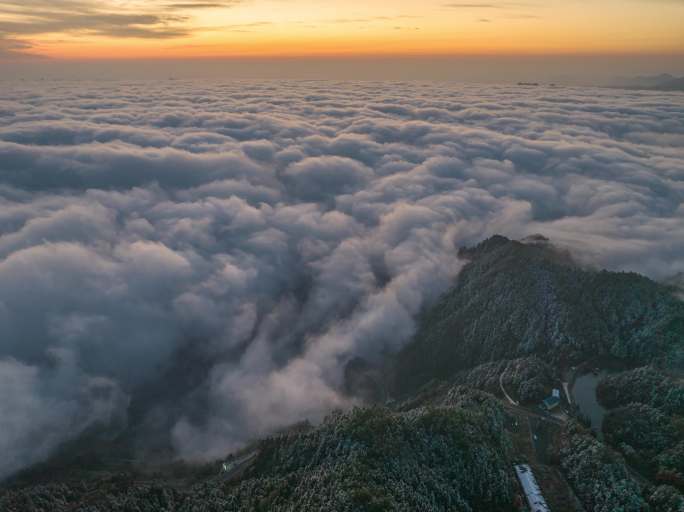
left=514, top=464, right=551, bottom=512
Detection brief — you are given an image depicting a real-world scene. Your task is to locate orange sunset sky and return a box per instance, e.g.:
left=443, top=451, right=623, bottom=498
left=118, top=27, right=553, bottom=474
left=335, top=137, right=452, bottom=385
left=1, top=0, right=683, bottom=60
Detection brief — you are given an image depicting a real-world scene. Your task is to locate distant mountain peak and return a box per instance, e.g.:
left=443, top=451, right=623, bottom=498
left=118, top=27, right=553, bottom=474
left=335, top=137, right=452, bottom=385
left=613, top=73, right=684, bottom=91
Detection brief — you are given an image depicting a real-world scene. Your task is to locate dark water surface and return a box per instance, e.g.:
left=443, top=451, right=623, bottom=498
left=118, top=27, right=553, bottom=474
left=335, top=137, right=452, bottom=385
left=572, top=371, right=608, bottom=437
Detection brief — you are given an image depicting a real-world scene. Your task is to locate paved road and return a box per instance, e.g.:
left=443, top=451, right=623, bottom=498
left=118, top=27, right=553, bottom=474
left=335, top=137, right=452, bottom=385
left=499, top=372, right=520, bottom=406
left=222, top=451, right=258, bottom=480
left=502, top=401, right=566, bottom=427
left=562, top=382, right=572, bottom=404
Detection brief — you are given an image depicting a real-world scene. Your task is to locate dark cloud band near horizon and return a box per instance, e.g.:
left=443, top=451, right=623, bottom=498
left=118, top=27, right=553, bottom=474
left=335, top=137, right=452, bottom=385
left=0, top=80, right=682, bottom=479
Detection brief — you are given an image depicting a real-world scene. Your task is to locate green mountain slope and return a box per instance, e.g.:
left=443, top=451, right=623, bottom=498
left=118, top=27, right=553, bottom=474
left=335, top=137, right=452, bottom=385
left=394, top=235, right=684, bottom=394
left=0, top=388, right=516, bottom=512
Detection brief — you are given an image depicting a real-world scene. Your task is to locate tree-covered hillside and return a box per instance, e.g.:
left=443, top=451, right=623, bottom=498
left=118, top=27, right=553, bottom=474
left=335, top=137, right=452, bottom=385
left=0, top=388, right=516, bottom=512
left=394, top=235, right=684, bottom=394
left=597, top=366, right=684, bottom=489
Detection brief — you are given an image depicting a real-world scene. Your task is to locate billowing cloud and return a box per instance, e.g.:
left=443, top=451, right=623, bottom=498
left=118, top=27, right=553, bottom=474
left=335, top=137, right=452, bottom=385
left=0, top=80, right=683, bottom=477
left=283, top=156, right=374, bottom=199
left=0, top=353, right=127, bottom=478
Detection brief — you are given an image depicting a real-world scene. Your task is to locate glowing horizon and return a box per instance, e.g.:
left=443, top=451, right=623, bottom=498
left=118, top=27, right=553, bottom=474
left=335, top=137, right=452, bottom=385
left=1, top=0, right=683, bottom=60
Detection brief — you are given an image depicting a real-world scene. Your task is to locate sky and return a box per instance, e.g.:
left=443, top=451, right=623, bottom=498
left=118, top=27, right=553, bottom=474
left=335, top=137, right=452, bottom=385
left=1, top=0, right=683, bottom=81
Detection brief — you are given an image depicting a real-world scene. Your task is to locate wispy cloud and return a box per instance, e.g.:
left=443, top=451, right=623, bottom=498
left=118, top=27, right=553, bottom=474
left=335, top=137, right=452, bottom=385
left=442, top=2, right=536, bottom=7
left=0, top=34, right=37, bottom=58
left=322, top=15, right=420, bottom=25
left=441, top=1, right=542, bottom=22
left=166, top=2, right=242, bottom=8
left=443, top=3, right=500, bottom=7
left=0, top=0, right=245, bottom=56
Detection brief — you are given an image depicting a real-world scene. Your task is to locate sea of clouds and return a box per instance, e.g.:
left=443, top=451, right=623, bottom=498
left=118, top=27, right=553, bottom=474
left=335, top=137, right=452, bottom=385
left=0, top=80, right=683, bottom=478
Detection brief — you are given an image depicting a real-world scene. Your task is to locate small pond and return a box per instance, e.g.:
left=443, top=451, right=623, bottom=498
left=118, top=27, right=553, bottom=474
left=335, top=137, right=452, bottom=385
left=571, top=371, right=608, bottom=438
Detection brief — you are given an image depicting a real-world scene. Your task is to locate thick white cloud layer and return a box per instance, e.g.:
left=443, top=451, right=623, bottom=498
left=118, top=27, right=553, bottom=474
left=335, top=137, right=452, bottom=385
left=0, top=80, right=683, bottom=475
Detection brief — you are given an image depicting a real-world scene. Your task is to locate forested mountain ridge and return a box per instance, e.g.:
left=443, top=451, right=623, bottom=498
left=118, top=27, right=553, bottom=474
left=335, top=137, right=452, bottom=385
left=394, top=235, right=684, bottom=394
left=0, top=388, right=517, bottom=512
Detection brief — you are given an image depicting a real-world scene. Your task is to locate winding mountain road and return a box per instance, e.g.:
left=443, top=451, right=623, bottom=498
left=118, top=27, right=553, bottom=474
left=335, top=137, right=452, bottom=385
left=499, top=372, right=520, bottom=406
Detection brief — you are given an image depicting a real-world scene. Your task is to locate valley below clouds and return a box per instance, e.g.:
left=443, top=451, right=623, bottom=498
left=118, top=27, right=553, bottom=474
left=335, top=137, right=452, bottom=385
left=0, top=80, right=683, bottom=479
